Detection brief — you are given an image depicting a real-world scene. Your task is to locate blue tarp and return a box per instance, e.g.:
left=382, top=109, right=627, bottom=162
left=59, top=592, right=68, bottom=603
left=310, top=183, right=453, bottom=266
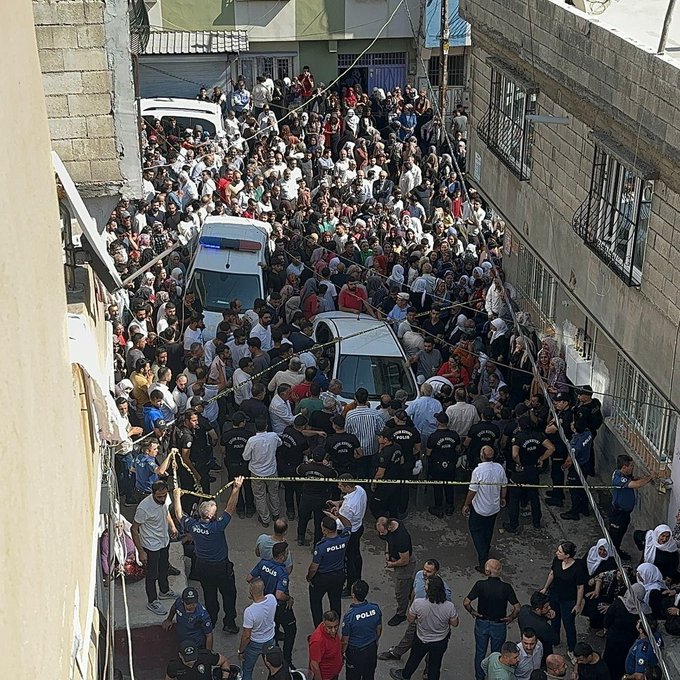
left=424, top=0, right=471, bottom=48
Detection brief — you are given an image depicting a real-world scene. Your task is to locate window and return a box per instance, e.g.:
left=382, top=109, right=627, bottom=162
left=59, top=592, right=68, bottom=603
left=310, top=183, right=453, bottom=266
left=337, top=355, right=417, bottom=401
left=477, top=61, right=537, bottom=181
left=514, top=244, right=556, bottom=327
left=611, top=353, right=677, bottom=467
left=572, top=141, right=655, bottom=286
left=427, top=55, right=466, bottom=87
left=574, top=319, right=595, bottom=361
left=192, top=270, right=261, bottom=311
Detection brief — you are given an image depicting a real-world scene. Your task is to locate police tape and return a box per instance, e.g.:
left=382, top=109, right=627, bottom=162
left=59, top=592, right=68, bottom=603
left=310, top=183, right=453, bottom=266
left=170, top=472, right=622, bottom=500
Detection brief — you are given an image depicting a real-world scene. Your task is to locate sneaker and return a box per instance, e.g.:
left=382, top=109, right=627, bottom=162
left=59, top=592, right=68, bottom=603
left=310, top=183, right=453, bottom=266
left=237, top=509, right=245, bottom=519
left=341, top=588, right=352, bottom=598
left=167, top=565, right=181, bottom=576
left=378, top=649, right=401, bottom=661
left=258, top=517, right=270, bottom=528
left=474, top=565, right=486, bottom=574
left=245, top=508, right=255, bottom=518
left=297, top=537, right=308, bottom=546
left=502, top=522, right=520, bottom=534
left=159, top=589, right=178, bottom=600
left=545, top=498, right=563, bottom=507
left=387, top=614, right=407, bottom=627
left=567, top=651, right=576, bottom=665
left=560, top=512, right=580, bottom=521
left=389, top=669, right=406, bottom=680
left=146, top=600, right=167, bottom=615
left=222, top=621, right=239, bottom=634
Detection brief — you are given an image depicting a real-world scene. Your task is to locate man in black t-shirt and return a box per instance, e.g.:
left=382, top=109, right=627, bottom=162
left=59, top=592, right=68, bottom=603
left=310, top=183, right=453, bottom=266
left=545, top=393, right=574, bottom=507
left=278, top=415, right=311, bottom=520
left=504, top=416, right=555, bottom=533
left=165, top=639, right=233, bottom=679
left=221, top=411, right=255, bottom=517
left=385, top=410, right=420, bottom=515
left=296, top=448, right=337, bottom=546
left=324, top=414, right=362, bottom=476
left=376, top=517, right=415, bottom=626
left=426, top=411, right=461, bottom=517
left=464, top=407, right=501, bottom=470
left=372, top=429, right=403, bottom=519
left=463, top=560, right=520, bottom=680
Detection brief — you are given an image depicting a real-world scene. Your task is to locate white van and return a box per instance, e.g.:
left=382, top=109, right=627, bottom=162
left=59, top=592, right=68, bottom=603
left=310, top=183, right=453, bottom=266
left=140, top=97, right=226, bottom=140
left=186, top=216, right=272, bottom=339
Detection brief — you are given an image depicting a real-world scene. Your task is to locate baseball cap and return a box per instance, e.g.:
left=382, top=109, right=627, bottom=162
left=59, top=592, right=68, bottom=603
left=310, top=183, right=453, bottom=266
left=231, top=411, right=246, bottom=425
left=576, top=384, right=594, bottom=396
left=182, top=587, right=199, bottom=604
left=153, top=418, right=167, bottom=431
left=554, top=392, right=570, bottom=402
left=179, top=640, right=198, bottom=661
left=435, top=412, right=449, bottom=424
left=331, top=414, right=345, bottom=428
left=379, top=428, right=394, bottom=440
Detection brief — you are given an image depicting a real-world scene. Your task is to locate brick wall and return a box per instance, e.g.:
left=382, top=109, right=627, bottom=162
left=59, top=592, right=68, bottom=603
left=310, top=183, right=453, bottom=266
left=33, top=0, right=141, bottom=205
left=461, top=0, right=680, bottom=408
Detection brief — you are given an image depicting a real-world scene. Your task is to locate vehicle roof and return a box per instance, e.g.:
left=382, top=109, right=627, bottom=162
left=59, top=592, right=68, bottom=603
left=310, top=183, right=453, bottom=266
left=314, top=312, right=403, bottom=357
left=140, top=97, right=222, bottom=117
left=201, top=216, right=272, bottom=242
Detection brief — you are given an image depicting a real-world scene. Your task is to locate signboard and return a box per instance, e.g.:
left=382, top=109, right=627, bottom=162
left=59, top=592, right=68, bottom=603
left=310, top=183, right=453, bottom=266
left=424, top=0, right=471, bottom=49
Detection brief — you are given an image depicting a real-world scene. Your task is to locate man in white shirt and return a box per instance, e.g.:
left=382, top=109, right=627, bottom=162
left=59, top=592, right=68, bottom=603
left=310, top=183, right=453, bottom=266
left=269, top=384, right=295, bottom=435
left=268, top=357, right=305, bottom=394
left=149, top=367, right=177, bottom=421
left=446, top=387, right=480, bottom=437
left=237, top=578, right=277, bottom=680
left=131, top=481, right=178, bottom=616
left=183, top=315, right=205, bottom=351
left=398, top=159, right=422, bottom=196
left=462, top=445, right=508, bottom=572
left=172, top=374, right=190, bottom=415
left=228, top=330, right=251, bottom=365
left=233, top=357, right=254, bottom=406
left=249, top=311, right=273, bottom=352
left=329, top=475, right=367, bottom=595
left=278, top=170, right=299, bottom=202
left=242, top=417, right=281, bottom=527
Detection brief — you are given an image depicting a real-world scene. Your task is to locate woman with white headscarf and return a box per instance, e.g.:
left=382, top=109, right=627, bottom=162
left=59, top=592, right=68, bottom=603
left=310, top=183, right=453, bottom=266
left=586, top=539, right=616, bottom=577
left=387, top=263, right=405, bottom=290
left=582, top=541, right=622, bottom=634
left=488, top=317, right=510, bottom=363
left=345, top=108, right=359, bottom=136
left=634, top=524, right=679, bottom=579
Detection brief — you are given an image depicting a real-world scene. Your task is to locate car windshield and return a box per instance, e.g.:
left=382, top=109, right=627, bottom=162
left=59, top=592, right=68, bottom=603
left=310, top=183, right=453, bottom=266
left=192, top=269, right=261, bottom=311
left=337, top=355, right=416, bottom=401
left=143, top=115, right=217, bottom=137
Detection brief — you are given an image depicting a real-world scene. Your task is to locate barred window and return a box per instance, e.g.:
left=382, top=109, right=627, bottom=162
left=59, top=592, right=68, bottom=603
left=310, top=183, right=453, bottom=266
left=477, top=63, right=537, bottom=181
left=572, top=142, right=654, bottom=287
left=427, top=55, right=466, bottom=87
left=611, top=353, right=676, bottom=467
left=514, top=244, right=556, bottom=327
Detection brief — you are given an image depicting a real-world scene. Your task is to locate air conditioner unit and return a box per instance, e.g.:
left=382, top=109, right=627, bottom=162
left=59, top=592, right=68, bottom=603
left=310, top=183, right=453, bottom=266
left=328, top=40, right=338, bottom=53
left=565, top=344, right=593, bottom=386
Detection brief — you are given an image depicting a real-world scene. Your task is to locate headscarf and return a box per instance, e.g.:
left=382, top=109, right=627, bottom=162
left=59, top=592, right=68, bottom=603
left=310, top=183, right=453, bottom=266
left=490, top=317, right=508, bottom=343
left=644, top=524, right=678, bottom=564
left=388, top=263, right=405, bottom=286
left=586, top=539, right=611, bottom=576
left=472, top=266, right=484, bottom=279
left=300, top=277, right=318, bottom=304
left=455, top=314, right=467, bottom=333
left=285, top=295, right=301, bottom=324
left=548, top=357, right=567, bottom=388
left=620, top=582, right=652, bottom=615
left=636, top=563, right=666, bottom=603
left=115, top=379, right=134, bottom=399
left=541, top=336, right=559, bottom=359
left=481, top=261, right=493, bottom=272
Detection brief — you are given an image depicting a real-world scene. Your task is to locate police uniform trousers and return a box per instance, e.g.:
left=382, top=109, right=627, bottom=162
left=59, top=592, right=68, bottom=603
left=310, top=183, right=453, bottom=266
left=275, top=601, right=297, bottom=666
left=608, top=505, right=632, bottom=551
left=346, top=641, right=378, bottom=680
left=309, top=569, right=345, bottom=627
left=193, top=557, right=237, bottom=627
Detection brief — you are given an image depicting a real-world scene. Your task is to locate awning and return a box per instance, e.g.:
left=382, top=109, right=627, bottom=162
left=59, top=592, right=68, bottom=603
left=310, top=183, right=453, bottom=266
left=143, top=30, right=249, bottom=56
left=67, top=313, right=131, bottom=445
left=53, top=151, right=124, bottom=293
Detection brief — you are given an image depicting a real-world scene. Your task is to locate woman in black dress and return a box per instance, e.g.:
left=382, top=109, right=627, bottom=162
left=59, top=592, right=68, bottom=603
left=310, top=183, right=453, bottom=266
left=603, top=582, right=650, bottom=679
left=633, top=524, right=679, bottom=580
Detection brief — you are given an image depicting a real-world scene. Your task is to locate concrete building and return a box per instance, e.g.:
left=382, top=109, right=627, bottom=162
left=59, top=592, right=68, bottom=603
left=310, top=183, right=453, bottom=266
left=33, top=0, right=142, bottom=223
left=138, top=0, right=471, bottom=106
left=3, top=4, right=130, bottom=679
left=459, top=0, right=680, bottom=527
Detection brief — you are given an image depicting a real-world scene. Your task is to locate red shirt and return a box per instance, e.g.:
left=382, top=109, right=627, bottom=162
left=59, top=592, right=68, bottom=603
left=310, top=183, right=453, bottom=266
left=338, top=286, right=367, bottom=312
left=291, top=381, right=312, bottom=402
left=308, top=624, right=343, bottom=680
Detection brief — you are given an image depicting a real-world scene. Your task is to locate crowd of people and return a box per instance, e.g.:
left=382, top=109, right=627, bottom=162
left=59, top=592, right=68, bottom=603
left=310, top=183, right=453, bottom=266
left=100, top=67, right=680, bottom=680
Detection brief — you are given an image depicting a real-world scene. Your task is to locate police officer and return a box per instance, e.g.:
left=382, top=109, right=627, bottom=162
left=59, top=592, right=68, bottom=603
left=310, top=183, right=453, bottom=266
left=278, top=414, right=311, bottom=521
left=560, top=418, right=593, bottom=521
left=341, top=580, right=383, bottom=680
left=544, top=393, right=574, bottom=508
left=426, top=412, right=461, bottom=517
left=573, top=385, right=603, bottom=472
left=297, top=448, right=337, bottom=546
left=325, top=415, right=362, bottom=478
left=165, top=639, right=234, bottom=680
left=171, top=477, right=242, bottom=633
left=306, top=515, right=350, bottom=627
left=221, top=411, right=255, bottom=518
left=372, top=429, right=404, bottom=519
left=386, top=410, right=420, bottom=516
left=162, top=587, right=214, bottom=650
left=464, top=407, right=501, bottom=470
left=248, top=542, right=297, bottom=667
left=503, top=416, right=554, bottom=533
left=173, top=409, right=204, bottom=513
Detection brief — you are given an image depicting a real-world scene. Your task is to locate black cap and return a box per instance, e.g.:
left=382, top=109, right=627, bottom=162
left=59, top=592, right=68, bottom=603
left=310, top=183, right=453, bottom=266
left=231, top=410, right=246, bottom=425
left=179, top=640, right=198, bottom=661
left=182, top=587, right=199, bottom=604
left=554, top=392, right=570, bottom=402
left=331, top=414, right=345, bottom=428
left=435, top=412, right=449, bottom=423
left=153, top=418, right=168, bottom=431
left=265, top=647, right=284, bottom=666
left=576, top=384, right=593, bottom=396
left=379, top=428, right=394, bottom=440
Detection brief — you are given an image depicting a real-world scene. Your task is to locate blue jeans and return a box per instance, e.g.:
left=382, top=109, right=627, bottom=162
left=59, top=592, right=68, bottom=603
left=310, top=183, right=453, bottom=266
left=242, top=637, right=275, bottom=680
left=474, top=619, right=507, bottom=680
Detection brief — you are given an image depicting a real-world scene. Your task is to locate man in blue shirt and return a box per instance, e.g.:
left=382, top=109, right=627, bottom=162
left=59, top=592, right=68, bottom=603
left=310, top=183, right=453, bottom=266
left=172, top=477, right=244, bottom=633
left=132, top=438, right=171, bottom=495
left=307, top=515, right=350, bottom=627
left=608, top=454, right=655, bottom=560
left=142, top=391, right=166, bottom=435
left=624, top=619, right=663, bottom=679
left=162, top=587, right=213, bottom=649
left=560, top=419, right=593, bottom=521
left=248, top=542, right=297, bottom=667
left=342, top=580, right=382, bottom=680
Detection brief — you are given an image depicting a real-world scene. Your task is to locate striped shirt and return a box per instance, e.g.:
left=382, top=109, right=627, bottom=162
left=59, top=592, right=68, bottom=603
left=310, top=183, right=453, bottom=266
left=345, top=406, right=384, bottom=457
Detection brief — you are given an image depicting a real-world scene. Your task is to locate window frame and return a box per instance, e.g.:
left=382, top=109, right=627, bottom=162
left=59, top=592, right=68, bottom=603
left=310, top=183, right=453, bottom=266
left=427, top=54, right=466, bottom=88
left=514, top=243, right=556, bottom=327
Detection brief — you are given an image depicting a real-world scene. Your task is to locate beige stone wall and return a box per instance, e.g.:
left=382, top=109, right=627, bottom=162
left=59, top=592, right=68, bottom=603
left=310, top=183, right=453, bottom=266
left=461, top=0, right=680, bottom=407
left=1, top=3, right=101, bottom=679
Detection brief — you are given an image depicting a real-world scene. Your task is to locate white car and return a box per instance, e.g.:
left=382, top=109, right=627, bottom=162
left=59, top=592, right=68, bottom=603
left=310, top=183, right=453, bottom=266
left=312, top=312, right=417, bottom=407
left=140, top=97, right=226, bottom=140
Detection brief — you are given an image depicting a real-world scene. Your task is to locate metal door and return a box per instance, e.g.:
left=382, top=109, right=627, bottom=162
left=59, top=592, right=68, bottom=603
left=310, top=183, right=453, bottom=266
left=368, top=65, right=406, bottom=93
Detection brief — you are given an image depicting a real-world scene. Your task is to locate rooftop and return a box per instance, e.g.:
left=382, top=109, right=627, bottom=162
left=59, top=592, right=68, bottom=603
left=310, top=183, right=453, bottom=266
left=143, top=29, right=249, bottom=56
